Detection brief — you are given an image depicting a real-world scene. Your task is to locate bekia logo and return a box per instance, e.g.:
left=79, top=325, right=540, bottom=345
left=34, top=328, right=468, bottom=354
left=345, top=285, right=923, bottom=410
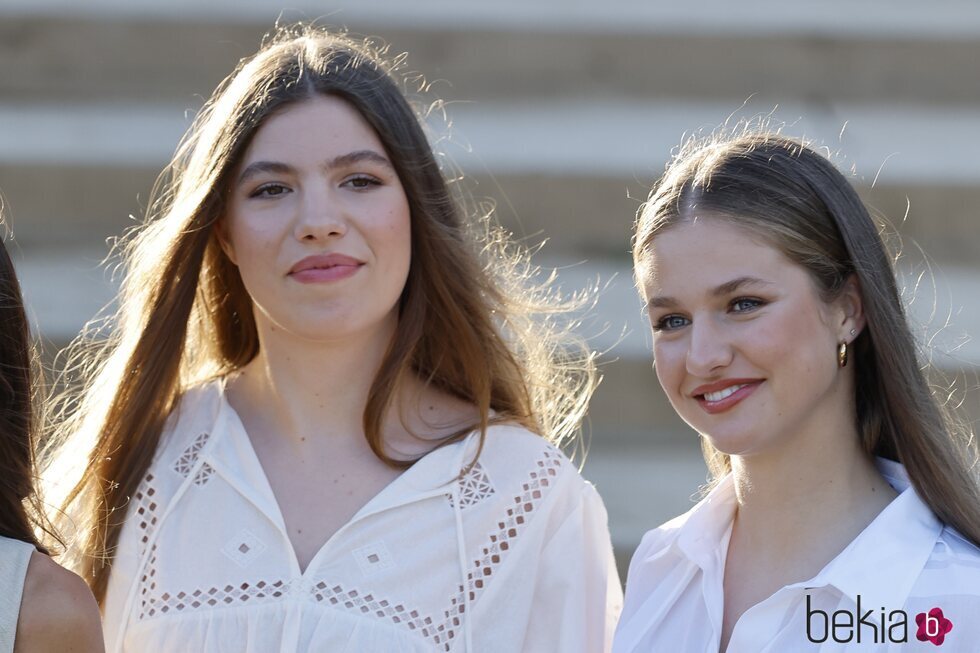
left=916, top=608, right=953, bottom=646
left=806, top=595, right=953, bottom=646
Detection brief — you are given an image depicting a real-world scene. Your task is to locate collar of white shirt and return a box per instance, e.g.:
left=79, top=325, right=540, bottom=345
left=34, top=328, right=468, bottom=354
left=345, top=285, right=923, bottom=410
left=646, top=457, right=943, bottom=616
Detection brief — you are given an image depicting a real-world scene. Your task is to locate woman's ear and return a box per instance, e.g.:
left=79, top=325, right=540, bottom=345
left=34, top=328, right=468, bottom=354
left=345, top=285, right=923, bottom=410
left=837, top=274, right=866, bottom=341
left=214, top=219, right=238, bottom=266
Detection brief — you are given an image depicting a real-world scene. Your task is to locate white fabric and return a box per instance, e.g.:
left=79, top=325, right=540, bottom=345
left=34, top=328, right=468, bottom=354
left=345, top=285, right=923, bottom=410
left=103, top=381, right=622, bottom=652
left=613, top=458, right=980, bottom=652
left=0, top=535, right=33, bottom=653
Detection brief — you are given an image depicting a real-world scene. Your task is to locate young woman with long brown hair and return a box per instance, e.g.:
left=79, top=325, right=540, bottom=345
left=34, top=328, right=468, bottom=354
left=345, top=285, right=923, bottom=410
left=44, top=25, right=621, bottom=653
left=613, top=130, right=980, bottom=651
left=0, top=222, right=103, bottom=652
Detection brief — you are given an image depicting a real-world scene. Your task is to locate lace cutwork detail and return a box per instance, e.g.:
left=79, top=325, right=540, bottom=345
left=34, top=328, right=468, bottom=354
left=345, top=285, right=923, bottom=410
left=142, top=578, right=296, bottom=619
left=447, top=461, right=495, bottom=510
left=429, top=447, right=562, bottom=650
left=312, top=582, right=456, bottom=645
left=133, top=473, right=159, bottom=558
left=173, top=432, right=214, bottom=486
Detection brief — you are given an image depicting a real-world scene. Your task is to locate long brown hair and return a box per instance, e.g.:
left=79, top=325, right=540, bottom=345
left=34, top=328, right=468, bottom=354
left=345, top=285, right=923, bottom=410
left=0, top=215, right=50, bottom=552
left=633, top=128, right=980, bottom=546
left=45, top=25, right=596, bottom=603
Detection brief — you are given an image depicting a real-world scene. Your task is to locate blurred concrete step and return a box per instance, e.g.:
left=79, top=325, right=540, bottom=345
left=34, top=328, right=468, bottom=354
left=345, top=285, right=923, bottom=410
left=3, top=4, right=980, bottom=104
left=579, top=443, right=708, bottom=554
left=3, top=100, right=978, bottom=181
left=7, top=0, right=980, bottom=37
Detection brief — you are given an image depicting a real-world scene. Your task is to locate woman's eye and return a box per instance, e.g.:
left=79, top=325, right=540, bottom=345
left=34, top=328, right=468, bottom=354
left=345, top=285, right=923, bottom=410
left=731, top=297, right=765, bottom=312
left=344, top=175, right=381, bottom=189
left=249, top=183, right=290, bottom=198
left=653, top=315, right=690, bottom=332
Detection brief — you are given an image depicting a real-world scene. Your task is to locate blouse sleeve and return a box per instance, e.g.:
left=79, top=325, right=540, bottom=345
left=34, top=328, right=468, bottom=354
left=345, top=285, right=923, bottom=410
left=520, top=482, right=623, bottom=653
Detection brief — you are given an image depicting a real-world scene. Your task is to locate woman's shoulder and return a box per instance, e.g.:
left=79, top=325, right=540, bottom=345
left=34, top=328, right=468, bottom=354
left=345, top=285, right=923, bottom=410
left=153, top=379, right=226, bottom=460
left=15, top=552, right=104, bottom=652
left=440, top=422, right=602, bottom=522
left=917, top=526, right=980, bottom=594
left=627, top=512, right=690, bottom=566
left=478, top=423, right=582, bottom=485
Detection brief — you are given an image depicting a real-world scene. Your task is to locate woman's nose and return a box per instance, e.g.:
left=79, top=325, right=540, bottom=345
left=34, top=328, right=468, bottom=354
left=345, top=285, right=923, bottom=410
left=685, top=317, right=734, bottom=377
left=294, top=185, right=347, bottom=241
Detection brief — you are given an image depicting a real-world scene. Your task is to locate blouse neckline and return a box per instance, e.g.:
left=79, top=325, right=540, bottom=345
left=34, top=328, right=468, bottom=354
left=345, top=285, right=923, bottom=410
left=201, top=380, right=476, bottom=578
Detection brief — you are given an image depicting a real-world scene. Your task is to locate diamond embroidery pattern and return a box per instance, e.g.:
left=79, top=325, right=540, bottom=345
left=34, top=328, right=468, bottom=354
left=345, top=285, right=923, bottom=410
left=221, top=529, right=268, bottom=568
left=353, top=541, right=395, bottom=576
left=427, top=448, right=563, bottom=650
left=134, top=444, right=564, bottom=652
left=447, top=461, right=495, bottom=510
left=133, top=473, right=159, bottom=559
left=173, top=432, right=214, bottom=486
left=143, top=578, right=296, bottom=619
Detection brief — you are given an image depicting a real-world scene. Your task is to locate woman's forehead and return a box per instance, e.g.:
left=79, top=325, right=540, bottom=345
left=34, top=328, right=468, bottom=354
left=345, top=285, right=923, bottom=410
left=639, top=219, right=803, bottom=299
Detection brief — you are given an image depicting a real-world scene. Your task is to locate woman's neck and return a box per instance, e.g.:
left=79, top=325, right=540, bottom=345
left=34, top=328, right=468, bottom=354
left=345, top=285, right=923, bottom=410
left=729, top=421, right=898, bottom=570
left=225, top=316, right=477, bottom=457
left=228, top=317, right=397, bottom=447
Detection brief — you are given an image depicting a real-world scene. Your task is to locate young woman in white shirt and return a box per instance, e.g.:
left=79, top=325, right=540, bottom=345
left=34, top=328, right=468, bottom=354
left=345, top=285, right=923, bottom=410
left=614, top=131, right=980, bottom=652
left=45, top=26, right=621, bottom=653
left=0, top=230, right=103, bottom=653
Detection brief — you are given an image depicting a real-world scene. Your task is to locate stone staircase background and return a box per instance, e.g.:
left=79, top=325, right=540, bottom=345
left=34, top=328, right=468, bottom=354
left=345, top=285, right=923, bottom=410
left=2, top=0, right=978, bottom=576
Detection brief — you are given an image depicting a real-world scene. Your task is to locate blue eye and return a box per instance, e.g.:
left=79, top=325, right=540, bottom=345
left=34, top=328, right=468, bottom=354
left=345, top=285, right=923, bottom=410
left=653, top=315, right=690, bottom=332
left=731, top=297, right=765, bottom=313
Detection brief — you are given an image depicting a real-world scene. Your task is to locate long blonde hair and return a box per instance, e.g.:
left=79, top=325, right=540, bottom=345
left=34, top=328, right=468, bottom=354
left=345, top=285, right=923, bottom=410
left=634, top=129, right=980, bottom=546
left=45, top=25, right=596, bottom=603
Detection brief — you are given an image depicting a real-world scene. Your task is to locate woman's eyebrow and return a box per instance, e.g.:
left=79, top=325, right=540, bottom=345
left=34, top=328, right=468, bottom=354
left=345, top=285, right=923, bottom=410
left=237, top=150, right=393, bottom=186
left=326, top=149, right=393, bottom=171
left=711, top=276, right=773, bottom=296
left=237, top=160, right=294, bottom=185
left=646, top=276, right=773, bottom=309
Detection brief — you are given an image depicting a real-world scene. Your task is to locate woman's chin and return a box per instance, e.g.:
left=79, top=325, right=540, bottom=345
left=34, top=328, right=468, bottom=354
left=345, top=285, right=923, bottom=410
left=700, top=429, right=765, bottom=458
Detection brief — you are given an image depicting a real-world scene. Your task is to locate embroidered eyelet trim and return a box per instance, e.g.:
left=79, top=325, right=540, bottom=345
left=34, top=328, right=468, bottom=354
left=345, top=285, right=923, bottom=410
left=173, top=432, right=214, bottom=486
left=313, top=582, right=458, bottom=644
left=133, top=444, right=564, bottom=652
left=133, top=473, right=159, bottom=559
left=447, top=461, right=495, bottom=510
left=142, top=577, right=297, bottom=618
left=428, top=448, right=562, bottom=650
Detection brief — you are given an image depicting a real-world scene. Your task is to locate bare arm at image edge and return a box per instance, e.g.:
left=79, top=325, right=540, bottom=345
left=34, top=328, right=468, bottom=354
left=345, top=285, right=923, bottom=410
left=14, top=552, right=105, bottom=653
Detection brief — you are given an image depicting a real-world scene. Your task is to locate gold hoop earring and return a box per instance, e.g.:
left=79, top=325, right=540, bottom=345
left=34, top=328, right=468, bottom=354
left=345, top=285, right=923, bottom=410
left=838, top=341, right=848, bottom=368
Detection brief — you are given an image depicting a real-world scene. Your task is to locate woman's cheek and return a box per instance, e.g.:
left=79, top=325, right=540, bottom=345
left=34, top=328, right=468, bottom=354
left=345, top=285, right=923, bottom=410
left=653, top=340, right=686, bottom=402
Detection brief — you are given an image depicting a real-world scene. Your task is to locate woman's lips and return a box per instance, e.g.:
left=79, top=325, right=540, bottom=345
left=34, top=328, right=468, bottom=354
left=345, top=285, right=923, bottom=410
left=290, top=264, right=361, bottom=283
left=288, top=254, right=364, bottom=283
left=693, top=380, right=763, bottom=414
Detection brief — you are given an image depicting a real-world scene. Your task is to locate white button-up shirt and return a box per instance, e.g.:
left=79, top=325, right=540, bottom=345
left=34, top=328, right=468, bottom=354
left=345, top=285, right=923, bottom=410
left=613, top=458, right=980, bottom=652
left=103, top=382, right=622, bottom=652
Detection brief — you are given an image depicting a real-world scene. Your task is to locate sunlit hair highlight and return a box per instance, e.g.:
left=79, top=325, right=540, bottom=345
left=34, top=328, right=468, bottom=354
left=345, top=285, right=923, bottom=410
left=633, top=126, right=980, bottom=546
left=44, top=25, right=596, bottom=603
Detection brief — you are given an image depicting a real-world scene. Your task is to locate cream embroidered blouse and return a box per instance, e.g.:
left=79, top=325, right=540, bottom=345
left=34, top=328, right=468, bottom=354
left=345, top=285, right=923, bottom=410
left=102, top=382, right=622, bottom=652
